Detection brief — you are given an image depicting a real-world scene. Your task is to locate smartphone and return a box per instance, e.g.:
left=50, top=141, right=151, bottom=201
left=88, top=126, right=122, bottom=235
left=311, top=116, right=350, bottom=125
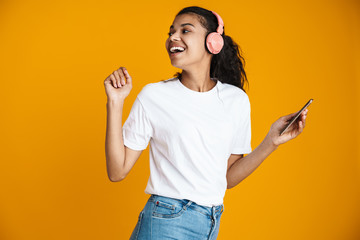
left=280, top=99, right=313, bottom=136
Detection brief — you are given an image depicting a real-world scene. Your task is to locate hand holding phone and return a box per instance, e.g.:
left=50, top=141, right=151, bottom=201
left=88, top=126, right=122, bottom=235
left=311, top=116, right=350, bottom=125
left=280, top=99, right=313, bottom=136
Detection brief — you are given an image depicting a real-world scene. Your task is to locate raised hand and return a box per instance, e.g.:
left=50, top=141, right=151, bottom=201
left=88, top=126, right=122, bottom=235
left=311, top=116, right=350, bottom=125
left=104, top=67, right=133, bottom=101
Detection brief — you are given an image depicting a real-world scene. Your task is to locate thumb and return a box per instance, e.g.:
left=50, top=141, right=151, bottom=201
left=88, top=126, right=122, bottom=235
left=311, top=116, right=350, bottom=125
left=124, top=69, right=132, bottom=85
left=283, top=111, right=299, bottom=122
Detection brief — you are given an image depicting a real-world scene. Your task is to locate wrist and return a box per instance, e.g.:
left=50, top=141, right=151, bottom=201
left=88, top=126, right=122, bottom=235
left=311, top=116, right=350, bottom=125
left=107, top=98, right=125, bottom=107
left=264, top=133, right=279, bottom=150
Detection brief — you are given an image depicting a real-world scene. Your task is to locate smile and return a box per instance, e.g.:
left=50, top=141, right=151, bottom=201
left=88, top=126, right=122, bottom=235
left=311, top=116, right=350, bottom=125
left=170, top=46, right=185, bottom=53
left=169, top=46, right=186, bottom=57
left=170, top=50, right=185, bottom=57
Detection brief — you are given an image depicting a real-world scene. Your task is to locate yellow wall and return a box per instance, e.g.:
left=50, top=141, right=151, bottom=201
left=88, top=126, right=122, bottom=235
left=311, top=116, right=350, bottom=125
left=0, top=0, right=359, bottom=239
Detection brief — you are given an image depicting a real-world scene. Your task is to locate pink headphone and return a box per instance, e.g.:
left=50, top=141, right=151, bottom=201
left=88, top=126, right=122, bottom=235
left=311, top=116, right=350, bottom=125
left=206, top=10, right=224, bottom=54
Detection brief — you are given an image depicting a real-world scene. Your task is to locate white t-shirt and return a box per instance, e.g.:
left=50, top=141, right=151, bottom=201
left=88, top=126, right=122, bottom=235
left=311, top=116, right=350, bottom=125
left=122, top=77, right=252, bottom=207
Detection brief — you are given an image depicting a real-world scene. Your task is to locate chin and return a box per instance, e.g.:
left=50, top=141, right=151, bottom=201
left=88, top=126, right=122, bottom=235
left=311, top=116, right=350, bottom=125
left=169, top=59, right=183, bottom=69
left=169, top=59, right=193, bottom=69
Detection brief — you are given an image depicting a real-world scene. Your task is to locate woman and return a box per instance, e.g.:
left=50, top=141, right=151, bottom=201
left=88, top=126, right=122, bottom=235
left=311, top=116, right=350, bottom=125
left=104, top=6, right=308, bottom=240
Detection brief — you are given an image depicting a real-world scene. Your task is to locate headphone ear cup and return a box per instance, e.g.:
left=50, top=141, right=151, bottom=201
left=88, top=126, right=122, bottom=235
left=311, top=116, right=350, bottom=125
left=206, top=32, right=224, bottom=54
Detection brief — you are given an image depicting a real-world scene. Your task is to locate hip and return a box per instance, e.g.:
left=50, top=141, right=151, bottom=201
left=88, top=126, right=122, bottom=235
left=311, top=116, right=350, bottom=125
left=130, top=194, right=225, bottom=240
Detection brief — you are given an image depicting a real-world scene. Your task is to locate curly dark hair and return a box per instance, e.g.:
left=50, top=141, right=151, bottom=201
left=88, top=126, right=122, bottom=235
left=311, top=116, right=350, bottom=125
left=172, top=6, right=249, bottom=92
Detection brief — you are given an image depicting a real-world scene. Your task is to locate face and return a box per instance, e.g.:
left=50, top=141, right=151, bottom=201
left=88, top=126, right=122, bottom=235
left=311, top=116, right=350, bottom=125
left=165, top=13, right=211, bottom=70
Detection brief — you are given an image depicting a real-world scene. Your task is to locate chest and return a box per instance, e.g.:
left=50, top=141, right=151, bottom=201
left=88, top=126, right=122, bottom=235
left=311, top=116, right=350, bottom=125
left=149, top=96, right=235, bottom=148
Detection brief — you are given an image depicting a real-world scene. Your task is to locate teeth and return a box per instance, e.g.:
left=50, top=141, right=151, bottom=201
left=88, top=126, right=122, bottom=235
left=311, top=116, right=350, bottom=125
left=170, top=46, right=185, bottom=53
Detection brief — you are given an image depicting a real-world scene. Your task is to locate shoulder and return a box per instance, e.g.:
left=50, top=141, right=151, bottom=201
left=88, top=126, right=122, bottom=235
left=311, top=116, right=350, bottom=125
left=218, top=81, right=250, bottom=105
left=137, top=77, right=178, bottom=100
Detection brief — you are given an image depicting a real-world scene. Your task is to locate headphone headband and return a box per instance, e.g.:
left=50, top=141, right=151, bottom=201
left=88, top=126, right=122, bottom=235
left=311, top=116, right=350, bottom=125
left=211, top=10, right=224, bottom=35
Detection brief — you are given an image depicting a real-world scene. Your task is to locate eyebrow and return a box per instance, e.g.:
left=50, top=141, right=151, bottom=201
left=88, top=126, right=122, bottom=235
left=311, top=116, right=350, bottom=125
left=169, top=23, right=195, bottom=29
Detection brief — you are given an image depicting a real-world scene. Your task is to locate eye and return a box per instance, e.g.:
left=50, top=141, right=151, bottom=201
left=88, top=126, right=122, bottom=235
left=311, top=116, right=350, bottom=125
left=167, top=29, right=190, bottom=37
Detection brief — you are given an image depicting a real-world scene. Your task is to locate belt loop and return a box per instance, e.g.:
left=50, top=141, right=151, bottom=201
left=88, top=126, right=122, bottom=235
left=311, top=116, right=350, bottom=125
left=183, top=200, right=193, bottom=210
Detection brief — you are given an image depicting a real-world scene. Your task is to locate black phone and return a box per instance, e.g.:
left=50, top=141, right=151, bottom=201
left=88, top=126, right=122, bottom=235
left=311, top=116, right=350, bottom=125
left=280, top=99, right=313, bottom=136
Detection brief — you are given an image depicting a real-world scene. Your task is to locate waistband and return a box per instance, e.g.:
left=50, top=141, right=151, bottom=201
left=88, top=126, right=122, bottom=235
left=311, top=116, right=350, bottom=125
left=148, top=194, right=224, bottom=218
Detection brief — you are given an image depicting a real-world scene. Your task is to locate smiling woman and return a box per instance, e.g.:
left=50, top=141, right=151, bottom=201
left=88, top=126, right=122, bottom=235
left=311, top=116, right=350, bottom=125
left=103, top=5, right=309, bottom=240
left=165, top=7, right=249, bottom=93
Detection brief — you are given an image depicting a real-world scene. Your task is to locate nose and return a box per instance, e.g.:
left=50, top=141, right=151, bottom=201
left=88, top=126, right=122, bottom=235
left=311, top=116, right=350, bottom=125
left=169, top=32, right=180, bottom=42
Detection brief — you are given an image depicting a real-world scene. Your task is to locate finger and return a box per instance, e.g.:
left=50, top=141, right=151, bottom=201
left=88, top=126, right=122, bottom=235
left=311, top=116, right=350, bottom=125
left=118, top=68, right=126, bottom=86
left=300, top=119, right=304, bottom=131
left=298, top=121, right=303, bottom=133
left=292, top=118, right=302, bottom=134
left=123, top=68, right=132, bottom=85
left=109, top=74, right=117, bottom=88
left=295, top=112, right=305, bottom=123
left=113, top=70, right=121, bottom=88
left=104, top=77, right=111, bottom=86
left=302, top=114, right=306, bottom=128
left=300, top=111, right=306, bottom=119
left=302, top=110, right=307, bottom=121
left=283, top=111, right=298, bottom=123
left=289, top=111, right=299, bottom=119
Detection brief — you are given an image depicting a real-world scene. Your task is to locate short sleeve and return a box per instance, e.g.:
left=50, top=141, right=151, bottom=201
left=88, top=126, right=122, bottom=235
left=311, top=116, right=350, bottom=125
left=122, top=97, right=153, bottom=151
left=231, top=94, right=252, bottom=154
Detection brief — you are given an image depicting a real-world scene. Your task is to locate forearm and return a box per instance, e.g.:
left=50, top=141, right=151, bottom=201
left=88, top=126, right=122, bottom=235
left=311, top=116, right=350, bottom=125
left=105, top=99, right=126, bottom=181
left=227, top=134, right=278, bottom=189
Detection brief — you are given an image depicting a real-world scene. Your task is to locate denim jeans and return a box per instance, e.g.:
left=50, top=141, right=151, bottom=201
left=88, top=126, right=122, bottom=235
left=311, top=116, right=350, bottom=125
left=129, top=194, right=224, bottom=240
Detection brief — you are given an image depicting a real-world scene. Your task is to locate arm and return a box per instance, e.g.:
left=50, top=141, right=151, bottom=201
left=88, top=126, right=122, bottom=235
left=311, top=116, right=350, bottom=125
left=226, top=135, right=277, bottom=189
left=104, top=67, right=143, bottom=182
left=227, top=108, right=308, bottom=189
left=105, top=99, right=143, bottom=182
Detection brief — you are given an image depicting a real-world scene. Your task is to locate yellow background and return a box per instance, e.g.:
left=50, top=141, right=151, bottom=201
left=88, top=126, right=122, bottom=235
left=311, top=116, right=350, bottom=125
left=0, top=0, right=359, bottom=239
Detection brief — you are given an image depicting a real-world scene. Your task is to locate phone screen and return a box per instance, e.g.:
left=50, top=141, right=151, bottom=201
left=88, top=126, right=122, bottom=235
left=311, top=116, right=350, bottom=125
left=280, top=99, right=313, bottom=136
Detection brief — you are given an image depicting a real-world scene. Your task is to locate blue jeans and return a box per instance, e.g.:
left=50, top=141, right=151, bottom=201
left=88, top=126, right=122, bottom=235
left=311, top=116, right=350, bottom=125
left=129, top=194, right=224, bottom=240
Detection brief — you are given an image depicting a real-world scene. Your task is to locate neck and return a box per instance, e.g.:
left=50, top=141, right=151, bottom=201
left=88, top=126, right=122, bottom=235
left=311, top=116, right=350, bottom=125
left=180, top=70, right=216, bottom=92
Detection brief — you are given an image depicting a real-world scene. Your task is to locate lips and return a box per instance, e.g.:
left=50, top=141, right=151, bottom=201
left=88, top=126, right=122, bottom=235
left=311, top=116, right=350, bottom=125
left=169, top=44, right=185, bottom=53
left=168, top=45, right=186, bottom=58
left=170, top=51, right=184, bottom=57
